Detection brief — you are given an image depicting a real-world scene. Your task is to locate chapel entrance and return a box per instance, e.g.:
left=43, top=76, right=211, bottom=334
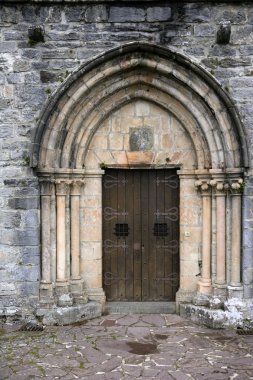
left=102, top=169, right=179, bottom=302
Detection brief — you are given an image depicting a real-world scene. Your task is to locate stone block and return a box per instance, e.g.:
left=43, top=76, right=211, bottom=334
left=13, top=60, right=30, bottom=73
left=13, top=265, right=40, bottom=282
left=213, top=8, right=246, bottom=23
left=194, top=24, right=215, bottom=37
left=178, top=4, right=211, bottom=23
left=21, top=246, right=40, bottom=266
left=47, top=31, right=80, bottom=41
left=17, top=281, right=40, bottom=297
left=21, top=49, right=41, bottom=60
left=244, top=285, right=253, bottom=299
left=243, top=268, right=253, bottom=285
left=109, top=7, right=145, bottom=23
left=64, top=6, right=86, bottom=22
left=4, top=31, right=27, bottom=41
left=0, top=210, right=21, bottom=228
left=0, top=6, right=18, bottom=23
left=0, top=42, right=17, bottom=53
left=22, top=209, right=39, bottom=229
left=37, top=301, right=102, bottom=325
left=180, top=304, right=227, bottom=328
left=17, top=85, right=47, bottom=106
left=39, top=6, right=62, bottom=23
left=209, top=44, right=237, bottom=57
left=8, top=197, right=39, bottom=210
left=209, top=297, right=224, bottom=310
left=85, top=5, right=108, bottom=22
left=147, top=7, right=171, bottom=22
left=0, top=125, right=13, bottom=138
left=0, top=283, right=16, bottom=296
left=21, top=5, right=37, bottom=22
left=41, top=49, right=75, bottom=59
left=40, top=70, right=60, bottom=83
left=6, top=73, right=24, bottom=84
left=0, top=228, right=39, bottom=246
left=58, top=293, right=73, bottom=307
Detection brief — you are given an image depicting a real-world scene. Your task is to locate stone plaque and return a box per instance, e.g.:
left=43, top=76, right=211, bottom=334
left=129, top=127, right=153, bottom=151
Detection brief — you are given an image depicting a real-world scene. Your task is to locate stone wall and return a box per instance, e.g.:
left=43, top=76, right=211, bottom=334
left=0, top=1, right=253, bottom=315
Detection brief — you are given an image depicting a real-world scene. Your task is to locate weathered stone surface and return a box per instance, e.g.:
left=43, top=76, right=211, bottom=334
left=0, top=283, right=16, bottom=296
left=0, top=1, right=252, bottom=324
left=37, top=301, right=102, bottom=325
left=1, top=314, right=253, bottom=379
left=0, top=210, right=21, bottom=228
left=147, top=6, right=171, bottom=22
left=109, top=7, right=145, bottom=22
left=8, top=197, right=39, bottom=210
left=85, top=5, right=108, bottom=22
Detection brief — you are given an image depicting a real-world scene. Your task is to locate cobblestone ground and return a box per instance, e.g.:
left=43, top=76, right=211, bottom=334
left=1, top=314, right=253, bottom=380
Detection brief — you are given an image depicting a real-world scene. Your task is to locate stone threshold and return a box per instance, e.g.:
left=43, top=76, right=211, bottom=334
left=105, top=302, right=176, bottom=314
left=36, top=301, right=102, bottom=326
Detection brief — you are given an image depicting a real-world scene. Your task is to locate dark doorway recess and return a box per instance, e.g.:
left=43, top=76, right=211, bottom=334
left=102, top=169, right=179, bottom=302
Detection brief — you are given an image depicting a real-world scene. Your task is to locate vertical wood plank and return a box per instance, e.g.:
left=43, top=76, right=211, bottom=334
left=148, top=170, right=157, bottom=301
left=156, top=169, right=166, bottom=300
left=141, top=170, right=149, bottom=300
left=133, top=170, right=141, bottom=301
left=102, top=169, right=179, bottom=302
left=117, top=170, right=126, bottom=300
left=125, top=170, right=134, bottom=300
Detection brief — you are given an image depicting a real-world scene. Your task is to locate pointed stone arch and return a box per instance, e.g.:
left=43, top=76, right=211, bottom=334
left=33, top=42, right=249, bottom=314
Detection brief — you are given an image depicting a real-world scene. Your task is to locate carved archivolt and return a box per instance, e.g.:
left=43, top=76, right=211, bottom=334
left=34, top=43, right=247, bottom=307
left=32, top=43, right=248, bottom=171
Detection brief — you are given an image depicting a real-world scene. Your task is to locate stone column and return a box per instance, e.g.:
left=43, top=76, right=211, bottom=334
left=70, top=180, right=87, bottom=304
left=55, top=179, right=72, bottom=306
left=210, top=178, right=228, bottom=297
left=82, top=170, right=106, bottom=305
left=228, top=178, right=243, bottom=298
left=195, top=179, right=212, bottom=295
left=39, top=178, right=54, bottom=306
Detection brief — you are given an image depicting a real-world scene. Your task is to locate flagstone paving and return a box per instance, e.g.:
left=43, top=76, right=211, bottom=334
left=1, top=314, right=253, bottom=379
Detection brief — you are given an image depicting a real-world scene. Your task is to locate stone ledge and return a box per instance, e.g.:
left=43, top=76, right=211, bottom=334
left=180, top=304, right=226, bottom=329
left=36, top=301, right=102, bottom=326
left=180, top=298, right=253, bottom=329
left=105, top=302, right=176, bottom=314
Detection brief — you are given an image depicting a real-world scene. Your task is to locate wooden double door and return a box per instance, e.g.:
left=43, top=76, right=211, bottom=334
left=102, top=169, right=179, bottom=302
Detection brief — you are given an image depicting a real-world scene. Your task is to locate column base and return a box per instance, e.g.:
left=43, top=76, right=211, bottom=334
left=197, top=279, right=212, bottom=295
left=227, top=285, right=243, bottom=299
left=193, top=292, right=210, bottom=307
left=39, top=282, right=54, bottom=308
left=56, top=280, right=69, bottom=294
left=56, top=280, right=73, bottom=307
left=176, top=289, right=195, bottom=313
left=213, top=283, right=227, bottom=298
left=71, top=278, right=88, bottom=305
left=87, top=288, right=106, bottom=306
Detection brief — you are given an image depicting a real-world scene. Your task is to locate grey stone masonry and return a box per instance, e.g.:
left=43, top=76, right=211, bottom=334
left=0, top=0, right=252, bottom=322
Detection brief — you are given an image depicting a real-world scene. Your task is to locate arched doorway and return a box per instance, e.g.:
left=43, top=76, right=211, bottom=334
left=32, top=42, right=248, bottom=313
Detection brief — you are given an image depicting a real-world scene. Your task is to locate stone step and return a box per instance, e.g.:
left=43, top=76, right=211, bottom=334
left=104, top=302, right=176, bottom=314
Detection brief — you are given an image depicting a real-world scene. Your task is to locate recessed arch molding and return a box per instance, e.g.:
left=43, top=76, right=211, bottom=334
left=33, top=42, right=249, bottom=319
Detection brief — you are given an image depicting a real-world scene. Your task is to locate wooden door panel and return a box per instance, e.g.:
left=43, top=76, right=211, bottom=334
left=103, top=169, right=179, bottom=302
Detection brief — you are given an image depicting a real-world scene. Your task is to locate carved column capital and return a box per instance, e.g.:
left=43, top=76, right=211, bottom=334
left=70, top=180, right=85, bottom=196
left=39, top=178, right=54, bottom=196
left=195, top=179, right=211, bottom=196
left=210, top=179, right=229, bottom=196
left=229, top=178, right=244, bottom=195
left=55, top=179, right=71, bottom=195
